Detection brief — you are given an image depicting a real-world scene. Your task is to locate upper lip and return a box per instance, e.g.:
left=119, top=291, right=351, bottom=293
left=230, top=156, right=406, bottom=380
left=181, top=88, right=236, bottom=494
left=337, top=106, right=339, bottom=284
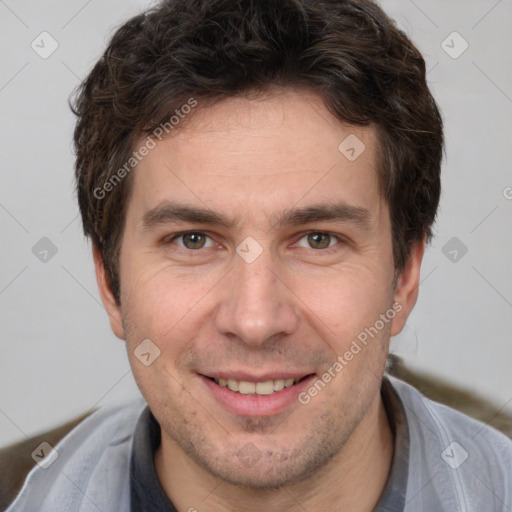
left=200, top=371, right=315, bottom=382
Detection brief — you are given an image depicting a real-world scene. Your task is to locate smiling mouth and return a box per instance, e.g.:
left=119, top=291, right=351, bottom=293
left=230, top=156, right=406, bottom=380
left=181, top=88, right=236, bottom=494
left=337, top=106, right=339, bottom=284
left=206, top=375, right=313, bottom=396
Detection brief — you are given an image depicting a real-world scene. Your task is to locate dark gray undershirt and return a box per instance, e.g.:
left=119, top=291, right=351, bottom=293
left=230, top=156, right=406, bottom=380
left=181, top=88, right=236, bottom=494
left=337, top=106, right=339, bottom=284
left=374, top=376, right=410, bottom=511
left=129, top=375, right=409, bottom=512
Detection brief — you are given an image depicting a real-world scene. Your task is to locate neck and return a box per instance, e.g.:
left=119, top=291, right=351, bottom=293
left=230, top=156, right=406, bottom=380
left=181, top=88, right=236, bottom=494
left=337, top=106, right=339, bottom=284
left=155, top=391, right=394, bottom=512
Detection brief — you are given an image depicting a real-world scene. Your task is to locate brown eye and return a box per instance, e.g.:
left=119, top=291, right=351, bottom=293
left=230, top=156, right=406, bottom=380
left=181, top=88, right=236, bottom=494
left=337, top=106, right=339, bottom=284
left=306, top=232, right=332, bottom=249
left=179, top=232, right=209, bottom=249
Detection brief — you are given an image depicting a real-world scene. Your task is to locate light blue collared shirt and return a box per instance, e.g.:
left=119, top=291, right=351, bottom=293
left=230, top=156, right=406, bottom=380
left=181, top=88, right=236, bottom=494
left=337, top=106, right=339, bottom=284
left=6, top=375, right=512, bottom=511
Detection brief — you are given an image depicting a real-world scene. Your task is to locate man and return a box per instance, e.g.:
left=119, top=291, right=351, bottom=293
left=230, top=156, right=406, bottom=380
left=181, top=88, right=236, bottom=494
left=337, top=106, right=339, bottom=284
left=7, top=0, right=512, bottom=510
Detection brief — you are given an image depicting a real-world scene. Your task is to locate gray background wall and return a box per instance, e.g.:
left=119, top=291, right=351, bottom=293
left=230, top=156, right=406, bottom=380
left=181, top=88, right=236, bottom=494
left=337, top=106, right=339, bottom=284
left=1, top=0, right=511, bottom=447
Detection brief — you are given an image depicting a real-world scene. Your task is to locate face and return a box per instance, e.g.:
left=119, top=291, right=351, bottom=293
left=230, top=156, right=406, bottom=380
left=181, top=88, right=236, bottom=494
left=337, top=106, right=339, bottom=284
left=96, top=88, right=421, bottom=489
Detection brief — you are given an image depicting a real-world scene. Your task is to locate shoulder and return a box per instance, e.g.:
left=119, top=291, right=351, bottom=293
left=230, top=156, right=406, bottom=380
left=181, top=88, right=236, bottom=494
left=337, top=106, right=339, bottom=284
left=387, top=375, right=512, bottom=511
left=5, top=398, right=146, bottom=512
left=388, top=374, right=512, bottom=452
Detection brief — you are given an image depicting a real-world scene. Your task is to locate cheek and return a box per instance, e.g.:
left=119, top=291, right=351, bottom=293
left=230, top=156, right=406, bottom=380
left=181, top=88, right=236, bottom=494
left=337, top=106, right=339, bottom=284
left=120, top=262, right=215, bottom=350
left=290, top=261, right=393, bottom=338
left=121, top=272, right=198, bottom=399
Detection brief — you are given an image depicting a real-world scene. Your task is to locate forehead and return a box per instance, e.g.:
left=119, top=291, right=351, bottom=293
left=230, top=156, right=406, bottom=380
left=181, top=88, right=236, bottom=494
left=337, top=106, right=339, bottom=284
left=128, top=89, right=385, bottom=228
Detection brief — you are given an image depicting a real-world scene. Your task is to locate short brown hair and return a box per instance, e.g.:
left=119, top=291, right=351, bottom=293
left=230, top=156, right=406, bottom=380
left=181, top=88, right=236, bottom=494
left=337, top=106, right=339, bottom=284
left=72, top=0, right=443, bottom=304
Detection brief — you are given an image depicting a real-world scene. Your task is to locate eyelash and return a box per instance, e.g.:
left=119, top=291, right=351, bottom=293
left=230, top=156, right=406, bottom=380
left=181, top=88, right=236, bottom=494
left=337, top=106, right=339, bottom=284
left=165, top=231, right=345, bottom=252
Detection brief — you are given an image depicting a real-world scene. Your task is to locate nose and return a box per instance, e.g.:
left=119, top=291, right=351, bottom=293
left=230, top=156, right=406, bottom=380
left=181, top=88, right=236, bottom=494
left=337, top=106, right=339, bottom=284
left=213, top=248, right=300, bottom=347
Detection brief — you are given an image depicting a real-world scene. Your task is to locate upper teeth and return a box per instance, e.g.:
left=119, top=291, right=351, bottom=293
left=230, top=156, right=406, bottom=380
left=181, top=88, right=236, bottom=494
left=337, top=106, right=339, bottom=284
left=214, top=378, right=298, bottom=395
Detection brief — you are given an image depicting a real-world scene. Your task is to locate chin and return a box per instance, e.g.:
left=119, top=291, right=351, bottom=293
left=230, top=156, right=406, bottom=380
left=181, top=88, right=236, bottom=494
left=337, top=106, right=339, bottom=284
left=185, top=435, right=342, bottom=491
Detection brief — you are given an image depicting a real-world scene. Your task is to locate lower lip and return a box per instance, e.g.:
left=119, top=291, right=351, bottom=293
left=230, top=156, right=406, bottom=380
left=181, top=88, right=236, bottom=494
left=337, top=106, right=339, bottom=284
left=200, top=374, right=316, bottom=417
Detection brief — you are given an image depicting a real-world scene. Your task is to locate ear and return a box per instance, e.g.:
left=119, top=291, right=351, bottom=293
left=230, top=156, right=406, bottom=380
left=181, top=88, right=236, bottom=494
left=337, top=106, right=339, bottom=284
left=93, top=245, right=125, bottom=340
left=390, top=238, right=425, bottom=336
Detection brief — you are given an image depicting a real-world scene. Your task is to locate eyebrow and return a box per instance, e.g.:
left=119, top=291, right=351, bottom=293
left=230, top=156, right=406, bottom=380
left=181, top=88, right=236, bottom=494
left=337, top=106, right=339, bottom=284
left=273, top=203, right=372, bottom=230
left=141, top=201, right=372, bottom=231
left=142, top=203, right=236, bottom=230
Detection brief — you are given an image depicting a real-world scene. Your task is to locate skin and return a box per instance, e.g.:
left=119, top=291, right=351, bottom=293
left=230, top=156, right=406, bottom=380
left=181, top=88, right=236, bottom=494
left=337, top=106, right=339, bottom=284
left=94, top=88, right=424, bottom=512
